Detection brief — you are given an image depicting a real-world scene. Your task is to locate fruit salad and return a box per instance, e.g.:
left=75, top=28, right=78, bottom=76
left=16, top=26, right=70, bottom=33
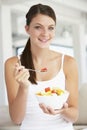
left=36, top=87, right=64, bottom=96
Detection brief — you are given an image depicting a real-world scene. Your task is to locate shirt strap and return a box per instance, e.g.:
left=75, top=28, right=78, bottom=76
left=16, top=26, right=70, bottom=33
left=61, top=54, right=65, bottom=69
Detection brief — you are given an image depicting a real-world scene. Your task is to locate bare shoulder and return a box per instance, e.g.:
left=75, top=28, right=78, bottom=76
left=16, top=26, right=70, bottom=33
left=4, top=56, right=19, bottom=76
left=5, top=56, right=19, bottom=68
left=64, top=55, right=78, bottom=67
left=64, top=55, right=78, bottom=75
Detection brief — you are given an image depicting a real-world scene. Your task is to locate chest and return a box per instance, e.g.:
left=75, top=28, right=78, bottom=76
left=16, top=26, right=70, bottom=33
left=36, top=60, right=62, bottom=81
left=30, top=70, right=66, bottom=93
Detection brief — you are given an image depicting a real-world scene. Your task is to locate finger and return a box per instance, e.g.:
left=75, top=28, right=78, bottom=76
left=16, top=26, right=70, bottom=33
left=63, top=102, right=68, bottom=108
left=15, top=65, right=26, bottom=75
left=16, top=69, right=29, bottom=82
left=39, top=103, right=49, bottom=114
left=15, top=66, right=25, bottom=72
left=16, top=73, right=30, bottom=87
left=18, top=71, right=29, bottom=82
left=15, top=63, right=20, bottom=67
left=46, top=106, right=55, bottom=114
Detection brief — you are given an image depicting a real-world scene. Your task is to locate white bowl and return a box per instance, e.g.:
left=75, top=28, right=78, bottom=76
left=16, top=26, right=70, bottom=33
left=36, top=90, right=69, bottom=109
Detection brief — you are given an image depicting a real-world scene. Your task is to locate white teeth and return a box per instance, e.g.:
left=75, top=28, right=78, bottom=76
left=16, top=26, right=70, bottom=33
left=39, top=39, right=48, bottom=42
left=42, top=40, right=47, bottom=42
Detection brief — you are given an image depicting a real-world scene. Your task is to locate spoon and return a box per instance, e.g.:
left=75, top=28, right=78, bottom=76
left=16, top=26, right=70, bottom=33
left=28, top=68, right=47, bottom=73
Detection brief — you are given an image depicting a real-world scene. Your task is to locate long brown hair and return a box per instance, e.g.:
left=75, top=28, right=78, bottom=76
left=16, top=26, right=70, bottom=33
left=21, top=3, right=56, bottom=84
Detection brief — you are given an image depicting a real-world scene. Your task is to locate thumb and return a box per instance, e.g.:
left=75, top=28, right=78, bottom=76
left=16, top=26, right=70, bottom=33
left=63, top=102, right=68, bottom=108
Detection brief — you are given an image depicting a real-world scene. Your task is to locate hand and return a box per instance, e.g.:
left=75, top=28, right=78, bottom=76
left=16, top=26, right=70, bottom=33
left=14, top=63, right=30, bottom=88
left=39, top=102, right=68, bottom=115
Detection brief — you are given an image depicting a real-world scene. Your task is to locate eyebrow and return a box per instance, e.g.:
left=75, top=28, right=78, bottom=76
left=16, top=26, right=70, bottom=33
left=34, top=23, right=55, bottom=26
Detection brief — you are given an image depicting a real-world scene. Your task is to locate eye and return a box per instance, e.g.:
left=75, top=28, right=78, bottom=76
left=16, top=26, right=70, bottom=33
left=48, top=26, right=55, bottom=31
left=34, top=26, right=41, bottom=29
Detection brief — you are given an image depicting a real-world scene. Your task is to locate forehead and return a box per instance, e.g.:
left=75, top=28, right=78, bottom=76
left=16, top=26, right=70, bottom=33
left=30, top=14, right=55, bottom=25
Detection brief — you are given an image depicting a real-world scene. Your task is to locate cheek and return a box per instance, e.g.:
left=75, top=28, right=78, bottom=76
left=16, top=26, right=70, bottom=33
left=51, top=32, right=55, bottom=38
left=29, top=30, right=40, bottom=37
left=53, top=33, right=55, bottom=37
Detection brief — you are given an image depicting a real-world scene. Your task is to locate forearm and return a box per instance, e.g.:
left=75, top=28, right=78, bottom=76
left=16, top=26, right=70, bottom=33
left=61, top=107, right=79, bottom=123
left=9, top=86, right=28, bottom=125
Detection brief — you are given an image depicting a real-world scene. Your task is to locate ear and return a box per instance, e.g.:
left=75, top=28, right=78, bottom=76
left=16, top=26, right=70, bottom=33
left=25, top=25, right=30, bottom=34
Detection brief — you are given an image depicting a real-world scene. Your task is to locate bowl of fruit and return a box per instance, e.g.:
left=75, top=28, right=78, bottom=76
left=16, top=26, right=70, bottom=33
left=35, top=87, right=69, bottom=109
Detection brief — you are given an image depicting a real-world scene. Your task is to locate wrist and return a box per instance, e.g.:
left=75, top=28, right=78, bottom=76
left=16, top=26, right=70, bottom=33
left=19, top=84, right=29, bottom=93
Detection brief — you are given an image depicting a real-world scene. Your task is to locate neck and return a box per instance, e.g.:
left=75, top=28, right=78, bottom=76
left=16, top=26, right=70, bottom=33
left=31, top=47, right=50, bottom=65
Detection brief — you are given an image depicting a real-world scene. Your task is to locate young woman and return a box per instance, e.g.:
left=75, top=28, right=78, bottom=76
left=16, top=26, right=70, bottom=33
left=5, top=3, right=79, bottom=130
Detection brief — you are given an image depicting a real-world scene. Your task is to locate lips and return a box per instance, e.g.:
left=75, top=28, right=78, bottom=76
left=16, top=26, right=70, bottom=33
left=38, top=38, right=49, bottom=43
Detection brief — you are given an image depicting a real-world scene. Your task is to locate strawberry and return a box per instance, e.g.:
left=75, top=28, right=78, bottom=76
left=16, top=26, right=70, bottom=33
left=41, top=68, right=47, bottom=72
left=51, top=89, right=56, bottom=93
left=45, top=87, right=51, bottom=92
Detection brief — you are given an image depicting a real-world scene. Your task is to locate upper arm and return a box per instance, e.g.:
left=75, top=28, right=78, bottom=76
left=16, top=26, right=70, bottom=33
left=4, top=57, right=19, bottom=104
left=64, top=55, right=79, bottom=108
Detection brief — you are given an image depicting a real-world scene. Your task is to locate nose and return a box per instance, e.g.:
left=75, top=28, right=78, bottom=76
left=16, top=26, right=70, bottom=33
left=41, top=28, right=49, bottom=36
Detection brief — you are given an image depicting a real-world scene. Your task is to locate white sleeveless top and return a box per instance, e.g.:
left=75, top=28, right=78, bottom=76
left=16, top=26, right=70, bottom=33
left=18, top=54, right=74, bottom=130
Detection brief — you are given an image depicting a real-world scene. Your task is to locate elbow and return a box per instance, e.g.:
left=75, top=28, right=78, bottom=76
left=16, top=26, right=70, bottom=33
left=72, top=110, right=79, bottom=123
left=9, top=112, right=22, bottom=125
left=12, top=118, right=22, bottom=125
left=63, top=107, right=79, bottom=123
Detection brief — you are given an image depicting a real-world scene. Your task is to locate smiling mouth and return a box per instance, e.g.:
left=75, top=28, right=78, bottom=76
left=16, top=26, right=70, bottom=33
left=39, top=38, right=49, bottom=43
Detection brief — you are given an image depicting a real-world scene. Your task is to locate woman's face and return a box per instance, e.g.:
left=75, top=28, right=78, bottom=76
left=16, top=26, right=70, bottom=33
left=25, top=14, right=56, bottom=49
